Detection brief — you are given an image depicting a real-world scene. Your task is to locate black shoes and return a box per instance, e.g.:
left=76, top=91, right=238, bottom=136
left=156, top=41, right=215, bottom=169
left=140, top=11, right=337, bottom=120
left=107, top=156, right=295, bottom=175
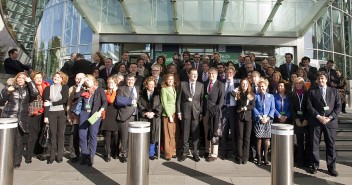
left=14, top=164, right=21, bottom=169
left=70, top=157, right=79, bottom=163
left=119, top=157, right=127, bottom=163
left=149, top=156, right=157, bottom=160
left=56, top=159, right=63, bottom=163
left=36, top=155, right=46, bottom=161
left=219, top=154, right=228, bottom=160
left=179, top=155, right=187, bottom=162
left=81, top=157, right=88, bottom=165
left=105, top=155, right=111, bottom=162
left=206, top=156, right=217, bottom=162
left=193, top=155, right=200, bottom=162
left=88, top=157, right=94, bottom=167
left=25, top=157, right=32, bottom=164
left=47, top=160, right=54, bottom=164
left=328, top=169, right=339, bottom=177
left=310, top=167, right=318, bottom=174
left=203, top=152, right=209, bottom=158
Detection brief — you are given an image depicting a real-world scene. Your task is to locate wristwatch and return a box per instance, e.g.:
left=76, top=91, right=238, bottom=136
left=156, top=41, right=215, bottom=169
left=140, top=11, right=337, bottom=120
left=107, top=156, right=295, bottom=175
left=328, top=116, right=333, bottom=120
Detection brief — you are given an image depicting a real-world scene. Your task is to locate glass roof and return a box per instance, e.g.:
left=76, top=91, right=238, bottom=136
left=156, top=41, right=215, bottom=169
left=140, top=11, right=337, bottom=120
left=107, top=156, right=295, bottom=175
left=73, top=0, right=331, bottom=37
left=0, top=0, right=48, bottom=55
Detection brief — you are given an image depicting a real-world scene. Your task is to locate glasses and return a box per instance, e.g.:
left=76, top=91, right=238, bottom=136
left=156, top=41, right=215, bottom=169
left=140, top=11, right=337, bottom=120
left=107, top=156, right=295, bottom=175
left=194, top=57, right=200, bottom=58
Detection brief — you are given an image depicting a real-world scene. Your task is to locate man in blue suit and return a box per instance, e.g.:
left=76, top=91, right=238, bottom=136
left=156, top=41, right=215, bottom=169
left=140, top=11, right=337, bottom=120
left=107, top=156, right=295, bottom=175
left=307, top=71, right=341, bottom=176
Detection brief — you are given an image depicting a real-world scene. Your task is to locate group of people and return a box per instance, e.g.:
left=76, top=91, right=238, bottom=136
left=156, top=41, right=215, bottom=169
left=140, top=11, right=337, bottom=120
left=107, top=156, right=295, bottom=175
left=1, top=49, right=346, bottom=177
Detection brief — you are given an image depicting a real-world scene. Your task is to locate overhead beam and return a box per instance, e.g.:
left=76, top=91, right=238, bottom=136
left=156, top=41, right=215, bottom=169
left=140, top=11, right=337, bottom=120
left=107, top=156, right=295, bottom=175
left=32, top=0, right=37, bottom=22
left=171, top=0, right=178, bottom=34
left=298, top=0, right=333, bottom=37
left=72, top=0, right=99, bottom=33
left=217, top=0, right=230, bottom=35
left=118, top=0, right=137, bottom=34
left=259, top=0, right=284, bottom=36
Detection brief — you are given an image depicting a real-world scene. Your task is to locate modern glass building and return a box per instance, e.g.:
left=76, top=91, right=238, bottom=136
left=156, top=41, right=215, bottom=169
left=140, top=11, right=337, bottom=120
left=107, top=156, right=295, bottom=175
left=0, top=0, right=351, bottom=79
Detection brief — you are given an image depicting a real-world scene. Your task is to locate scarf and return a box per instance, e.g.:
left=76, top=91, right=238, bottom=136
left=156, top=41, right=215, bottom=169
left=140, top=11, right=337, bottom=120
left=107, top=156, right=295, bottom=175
left=106, top=90, right=117, bottom=104
left=81, top=86, right=97, bottom=98
left=296, top=88, right=305, bottom=96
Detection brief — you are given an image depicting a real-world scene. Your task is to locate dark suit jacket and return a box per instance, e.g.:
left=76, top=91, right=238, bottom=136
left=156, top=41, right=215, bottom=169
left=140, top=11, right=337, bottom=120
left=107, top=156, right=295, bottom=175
left=72, top=59, right=93, bottom=75
left=237, top=66, right=265, bottom=79
left=180, top=69, right=189, bottom=82
left=279, top=63, right=298, bottom=81
left=4, top=58, right=30, bottom=75
left=290, top=92, right=308, bottom=122
left=203, top=80, right=225, bottom=113
left=306, top=66, right=318, bottom=83
left=307, top=86, right=341, bottom=129
left=234, top=92, right=255, bottom=122
left=116, top=86, right=140, bottom=122
left=99, top=68, right=118, bottom=82
left=192, top=61, right=203, bottom=74
left=319, top=67, right=339, bottom=86
left=176, top=81, right=204, bottom=120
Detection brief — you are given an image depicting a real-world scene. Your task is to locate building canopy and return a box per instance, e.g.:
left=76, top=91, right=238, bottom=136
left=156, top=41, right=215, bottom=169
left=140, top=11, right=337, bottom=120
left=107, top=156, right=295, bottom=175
left=73, top=0, right=332, bottom=37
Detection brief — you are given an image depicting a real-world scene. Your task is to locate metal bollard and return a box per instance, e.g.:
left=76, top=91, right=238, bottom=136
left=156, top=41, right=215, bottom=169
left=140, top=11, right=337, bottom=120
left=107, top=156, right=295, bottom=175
left=0, top=118, right=18, bottom=185
left=271, top=124, right=294, bottom=185
left=127, top=121, right=150, bottom=185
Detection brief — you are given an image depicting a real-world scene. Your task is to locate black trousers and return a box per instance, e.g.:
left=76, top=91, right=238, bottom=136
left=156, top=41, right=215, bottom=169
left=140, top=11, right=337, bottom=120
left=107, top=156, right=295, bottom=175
left=117, top=115, right=136, bottom=158
left=310, top=124, right=336, bottom=170
left=14, top=127, right=25, bottom=165
left=27, top=114, right=44, bottom=158
left=47, top=110, right=66, bottom=161
left=235, top=117, right=252, bottom=162
left=68, top=124, right=80, bottom=158
left=181, top=118, right=200, bottom=156
left=249, top=121, right=257, bottom=159
left=220, top=106, right=236, bottom=155
left=104, top=131, right=118, bottom=155
left=295, top=126, right=310, bottom=166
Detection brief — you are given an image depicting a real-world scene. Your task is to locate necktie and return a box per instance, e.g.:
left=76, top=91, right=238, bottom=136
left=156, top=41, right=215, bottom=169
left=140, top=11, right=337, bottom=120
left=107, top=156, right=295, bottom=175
left=195, top=63, right=198, bottom=69
left=107, top=68, right=110, bottom=76
left=130, top=87, right=135, bottom=100
left=208, top=81, right=213, bottom=93
left=287, top=64, right=291, bottom=76
left=321, top=87, right=326, bottom=102
left=148, top=91, right=153, bottom=101
left=203, top=73, right=207, bottom=82
left=225, top=81, right=231, bottom=105
left=191, top=82, right=195, bottom=96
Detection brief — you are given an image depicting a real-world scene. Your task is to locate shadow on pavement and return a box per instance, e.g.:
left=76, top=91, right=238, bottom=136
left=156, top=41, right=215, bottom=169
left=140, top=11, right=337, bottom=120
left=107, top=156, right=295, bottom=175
left=162, top=161, right=232, bottom=185
left=67, top=159, right=120, bottom=185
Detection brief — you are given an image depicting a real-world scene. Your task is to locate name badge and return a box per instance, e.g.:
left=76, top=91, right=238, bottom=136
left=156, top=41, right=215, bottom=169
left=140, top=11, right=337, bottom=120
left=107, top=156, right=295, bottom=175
left=297, top=111, right=303, bottom=115
left=85, top=104, right=91, bottom=109
left=188, top=98, right=193, bottom=102
left=280, top=111, right=285, bottom=115
left=263, top=115, right=267, bottom=118
left=324, top=106, right=329, bottom=111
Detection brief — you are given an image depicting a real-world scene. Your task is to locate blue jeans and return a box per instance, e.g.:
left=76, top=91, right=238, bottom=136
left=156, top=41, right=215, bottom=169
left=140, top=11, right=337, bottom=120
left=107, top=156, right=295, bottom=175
left=79, top=111, right=101, bottom=158
left=149, top=143, right=157, bottom=157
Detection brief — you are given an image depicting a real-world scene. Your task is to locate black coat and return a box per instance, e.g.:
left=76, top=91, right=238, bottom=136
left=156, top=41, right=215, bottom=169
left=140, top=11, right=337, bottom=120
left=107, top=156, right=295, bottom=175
left=234, top=92, right=255, bottom=122
left=43, top=85, right=69, bottom=116
left=0, top=82, right=39, bottom=133
left=138, top=89, right=162, bottom=143
left=72, top=59, right=93, bottom=75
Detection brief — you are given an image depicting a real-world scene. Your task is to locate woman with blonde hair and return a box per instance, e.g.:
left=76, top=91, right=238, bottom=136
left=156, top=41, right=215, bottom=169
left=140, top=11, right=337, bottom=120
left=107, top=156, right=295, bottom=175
left=0, top=72, right=38, bottom=168
left=253, top=78, right=275, bottom=166
left=75, top=74, right=107, bottom=167
left=43, top=71, right=69, bottom=164
left=100, top=75, right=124, bottom=162
left=160, top=73, right=179, bottom=160
left=291, top=77, right=309, bottom=167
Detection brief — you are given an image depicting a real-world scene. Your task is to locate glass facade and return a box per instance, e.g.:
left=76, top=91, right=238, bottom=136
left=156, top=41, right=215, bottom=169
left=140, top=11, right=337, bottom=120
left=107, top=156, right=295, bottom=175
left=33, top=0, right=92, bottom=77
left=306, top=0, right=352, bottom=79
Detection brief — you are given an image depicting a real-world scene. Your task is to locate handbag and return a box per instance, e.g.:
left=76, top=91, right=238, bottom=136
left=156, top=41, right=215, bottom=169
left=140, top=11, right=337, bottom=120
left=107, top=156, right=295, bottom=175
left=39, top=124, right=50, bottom=148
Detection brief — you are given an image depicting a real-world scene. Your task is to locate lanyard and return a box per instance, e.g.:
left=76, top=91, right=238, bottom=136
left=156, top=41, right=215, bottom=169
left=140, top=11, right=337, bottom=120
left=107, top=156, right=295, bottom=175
left=262, top=93, right=265, bottom=113
left=297, top=93, right=303, bottom=111
left=280, top=94, right=285, bottom=112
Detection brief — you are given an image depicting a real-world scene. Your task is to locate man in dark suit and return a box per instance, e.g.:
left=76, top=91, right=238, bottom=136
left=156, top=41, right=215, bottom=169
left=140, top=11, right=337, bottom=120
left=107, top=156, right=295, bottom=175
left=268, top=57, right=280, bottom=71
left=192, top=53, right=203, bottom=74
left=199, top=62, right=209, bottom=83
left=203, top=67, right=225, bottom=162
left=319, top=60, right=339, bottom=88
left=150, top=64, right=164, bottom=85
left=113, top=51, right=130, bottom=71
left=180, top=60, right=192, bottom=82
left=216, top=63, right=226, bottom=83
left=234, top=53, right=246, bottom=72
left=128, top=63, right=144, bottom=89
left=115, top=73, right=140, bottom=163
left=61, top=53, right=76, bottom=87
left=177, top=68, right=204, bottom=162
left=99, top=58, right=117, bottom=82
left=72, top=53, right=92, bottom=76
left=279, top=53, right=298, bottom=81
left=209, top=52, right=222, bottom=68
left=301, top=56, right=318, bottom=87
left=4, top=48, right=31, bottom=75
left=307, top=71, right=341, bottom=176
left=219, top=67, right=240, bottom=160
